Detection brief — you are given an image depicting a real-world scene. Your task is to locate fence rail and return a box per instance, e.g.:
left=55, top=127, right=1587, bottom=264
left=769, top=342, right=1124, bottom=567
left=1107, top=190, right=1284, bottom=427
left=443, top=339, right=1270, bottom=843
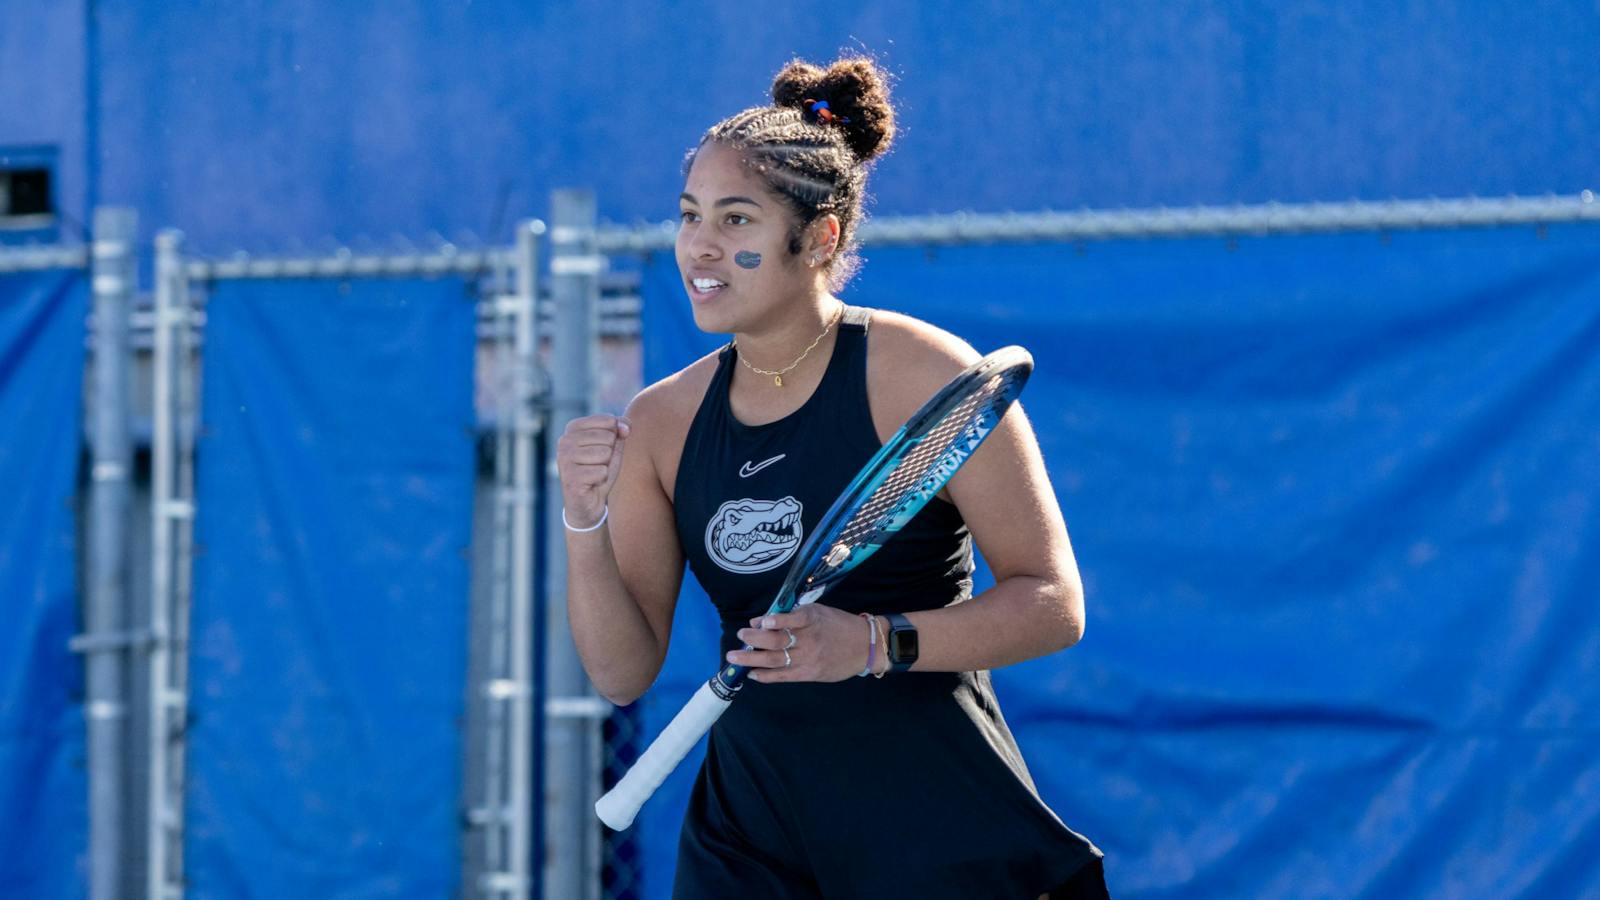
left=594, top=190, right=1600, bottom=253
left=0, top=244, right=89, bottom=272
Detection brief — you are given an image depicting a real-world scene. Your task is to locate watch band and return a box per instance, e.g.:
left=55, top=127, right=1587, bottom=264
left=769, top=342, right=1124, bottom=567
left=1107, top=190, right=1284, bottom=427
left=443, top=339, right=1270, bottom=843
left=884, top=612, right=919, bottom=673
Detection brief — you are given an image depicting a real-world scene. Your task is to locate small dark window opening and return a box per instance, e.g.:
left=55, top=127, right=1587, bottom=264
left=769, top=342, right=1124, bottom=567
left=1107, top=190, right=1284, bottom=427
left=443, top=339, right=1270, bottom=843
left=2, top=168, right=54, bottom=217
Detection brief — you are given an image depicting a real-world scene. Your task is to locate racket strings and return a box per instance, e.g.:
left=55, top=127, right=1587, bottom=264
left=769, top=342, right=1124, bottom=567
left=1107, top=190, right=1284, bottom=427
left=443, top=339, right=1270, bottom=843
left=832, top=376, right=1015, bottom=550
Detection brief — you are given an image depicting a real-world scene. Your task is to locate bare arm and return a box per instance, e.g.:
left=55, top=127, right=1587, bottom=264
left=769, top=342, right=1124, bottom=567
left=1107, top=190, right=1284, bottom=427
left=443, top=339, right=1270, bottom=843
left=559, top=388, right=687, bottom=704
left=900, top=396, right=1085, bottom=670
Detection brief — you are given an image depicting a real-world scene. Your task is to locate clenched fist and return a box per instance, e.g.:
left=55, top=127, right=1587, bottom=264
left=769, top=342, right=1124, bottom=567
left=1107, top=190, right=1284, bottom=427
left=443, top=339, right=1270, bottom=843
left=557, top=414, right=630, bottom=529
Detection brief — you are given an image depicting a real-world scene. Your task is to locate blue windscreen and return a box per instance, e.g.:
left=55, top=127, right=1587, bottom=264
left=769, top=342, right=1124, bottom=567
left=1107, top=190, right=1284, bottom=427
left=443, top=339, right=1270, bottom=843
left=183, top=277, right=476, bottom=896
left=639, top=224, right=1600, bottom=897
left=0, top=270, right=89, bottom=896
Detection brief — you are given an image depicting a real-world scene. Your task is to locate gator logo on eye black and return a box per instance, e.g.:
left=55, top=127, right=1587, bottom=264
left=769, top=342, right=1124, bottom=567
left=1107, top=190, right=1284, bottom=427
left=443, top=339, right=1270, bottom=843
left=704, top=496, right=804, bottom=574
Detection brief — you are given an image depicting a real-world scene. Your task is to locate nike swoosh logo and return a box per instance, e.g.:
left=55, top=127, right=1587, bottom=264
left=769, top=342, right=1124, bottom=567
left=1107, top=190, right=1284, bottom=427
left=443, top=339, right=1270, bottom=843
left=739, top=454, right=786, bottom=478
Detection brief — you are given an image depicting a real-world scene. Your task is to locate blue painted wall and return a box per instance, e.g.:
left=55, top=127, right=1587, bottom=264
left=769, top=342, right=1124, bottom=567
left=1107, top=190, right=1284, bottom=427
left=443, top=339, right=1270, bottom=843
left=0, top=2, right=86, bottom=242
left=3, top=1, right=1598, bottom=251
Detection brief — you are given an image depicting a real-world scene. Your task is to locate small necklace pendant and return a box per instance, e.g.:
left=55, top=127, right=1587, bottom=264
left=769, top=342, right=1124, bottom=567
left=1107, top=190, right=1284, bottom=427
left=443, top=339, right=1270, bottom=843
left=774, top=374, right=783, bottom=387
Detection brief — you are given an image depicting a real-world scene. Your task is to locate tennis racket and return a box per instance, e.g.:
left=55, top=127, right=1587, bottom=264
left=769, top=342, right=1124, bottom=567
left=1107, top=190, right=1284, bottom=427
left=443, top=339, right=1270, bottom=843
left=595, top=344, right=1035, bottom=830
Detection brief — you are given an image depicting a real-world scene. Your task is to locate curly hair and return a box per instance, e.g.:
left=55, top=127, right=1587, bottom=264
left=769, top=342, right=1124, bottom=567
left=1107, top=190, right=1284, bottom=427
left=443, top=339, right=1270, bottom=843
left=685, top=55, right=898, bottom=291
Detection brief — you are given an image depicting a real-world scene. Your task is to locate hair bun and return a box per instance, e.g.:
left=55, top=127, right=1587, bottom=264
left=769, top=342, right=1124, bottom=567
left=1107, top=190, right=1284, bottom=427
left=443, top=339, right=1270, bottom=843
left=771, top=55, right=896, bottom=163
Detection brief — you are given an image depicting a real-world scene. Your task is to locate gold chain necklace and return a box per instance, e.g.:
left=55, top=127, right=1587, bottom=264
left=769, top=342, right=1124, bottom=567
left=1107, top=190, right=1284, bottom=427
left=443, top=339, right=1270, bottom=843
left=732, top=307, right=842, bottom=387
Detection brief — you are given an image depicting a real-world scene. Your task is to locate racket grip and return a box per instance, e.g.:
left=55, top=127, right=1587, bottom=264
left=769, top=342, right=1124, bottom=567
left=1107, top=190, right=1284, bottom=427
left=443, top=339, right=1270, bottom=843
left=595, top=680, right=732, bottom=830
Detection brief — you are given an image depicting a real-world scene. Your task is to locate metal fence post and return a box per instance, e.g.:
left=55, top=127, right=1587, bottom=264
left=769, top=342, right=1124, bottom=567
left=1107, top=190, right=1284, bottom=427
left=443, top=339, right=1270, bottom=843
left=508, top=218, right=545, bottom=898
left=147, top=228, right=192, bottom=900
left=477, top=219, right=546, bottom=898
left=84, top=207, right=136, bottom=900
left=544, top=190, right=607, bottom=900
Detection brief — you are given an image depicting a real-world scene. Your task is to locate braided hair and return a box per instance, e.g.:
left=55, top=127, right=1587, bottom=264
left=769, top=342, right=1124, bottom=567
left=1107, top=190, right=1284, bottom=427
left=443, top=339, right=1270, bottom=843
left=686, top=56, right=897, bottom=290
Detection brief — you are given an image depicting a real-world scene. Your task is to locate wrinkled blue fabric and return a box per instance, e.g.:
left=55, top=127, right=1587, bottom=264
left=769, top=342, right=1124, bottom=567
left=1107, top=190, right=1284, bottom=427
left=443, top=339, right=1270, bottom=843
left=0, top=270, right=88, bottom=897
left=184, top=277, right=475, bottom=898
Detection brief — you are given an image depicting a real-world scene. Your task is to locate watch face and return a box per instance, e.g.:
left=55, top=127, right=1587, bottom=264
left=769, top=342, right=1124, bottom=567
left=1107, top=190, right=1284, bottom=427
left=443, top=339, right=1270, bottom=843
left=890, top=628, right=919, bottom=662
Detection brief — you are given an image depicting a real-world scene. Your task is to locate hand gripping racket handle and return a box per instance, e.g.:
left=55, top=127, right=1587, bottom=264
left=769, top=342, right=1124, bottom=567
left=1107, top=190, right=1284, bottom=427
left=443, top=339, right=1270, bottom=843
left=595, top=586, right=828, bottom=829
left=595, top=680, right=732, bottom=830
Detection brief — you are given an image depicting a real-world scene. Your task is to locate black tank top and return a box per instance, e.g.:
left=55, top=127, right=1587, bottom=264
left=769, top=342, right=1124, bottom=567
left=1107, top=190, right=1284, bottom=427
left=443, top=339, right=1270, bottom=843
left=669, top=306, right=1104, bottom=899
left=673, top=305, right=973, bottom=648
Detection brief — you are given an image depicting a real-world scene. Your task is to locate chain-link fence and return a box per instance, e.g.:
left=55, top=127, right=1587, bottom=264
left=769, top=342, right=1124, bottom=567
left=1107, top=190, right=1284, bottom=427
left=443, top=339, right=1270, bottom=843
left=600, top=705, right=646, bottom=899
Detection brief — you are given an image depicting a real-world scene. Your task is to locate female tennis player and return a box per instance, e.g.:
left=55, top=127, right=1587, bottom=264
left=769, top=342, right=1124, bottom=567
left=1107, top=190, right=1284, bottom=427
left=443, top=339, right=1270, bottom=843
left=558, top=56, right=1108, bottom=899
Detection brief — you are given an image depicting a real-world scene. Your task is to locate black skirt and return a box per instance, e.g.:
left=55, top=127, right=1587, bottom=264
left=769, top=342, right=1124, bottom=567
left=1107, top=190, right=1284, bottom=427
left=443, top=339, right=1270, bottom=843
left=671, top=670, right=1104, bottom=899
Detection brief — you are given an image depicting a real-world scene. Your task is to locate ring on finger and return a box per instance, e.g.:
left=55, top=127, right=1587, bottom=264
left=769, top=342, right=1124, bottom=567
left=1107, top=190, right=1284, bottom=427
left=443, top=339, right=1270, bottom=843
left=782, top=648, right=792, bottom=668
left=783, top=628, right=797, bottom=650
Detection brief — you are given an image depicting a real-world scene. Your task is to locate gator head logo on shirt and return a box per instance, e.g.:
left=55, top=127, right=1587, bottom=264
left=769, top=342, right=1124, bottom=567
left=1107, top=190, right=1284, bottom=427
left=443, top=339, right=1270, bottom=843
left=704, top=496, right=804, bottom=574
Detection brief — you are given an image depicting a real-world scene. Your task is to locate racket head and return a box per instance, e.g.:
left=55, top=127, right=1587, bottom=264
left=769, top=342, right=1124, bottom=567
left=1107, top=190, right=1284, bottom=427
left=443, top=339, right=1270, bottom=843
left=771, top=344, right=1034, bottom=607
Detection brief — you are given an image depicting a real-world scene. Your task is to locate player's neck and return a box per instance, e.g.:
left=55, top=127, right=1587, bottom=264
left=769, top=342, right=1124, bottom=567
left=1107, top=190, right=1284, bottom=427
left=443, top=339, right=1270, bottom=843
left=733, top=295, right=844, bottom=374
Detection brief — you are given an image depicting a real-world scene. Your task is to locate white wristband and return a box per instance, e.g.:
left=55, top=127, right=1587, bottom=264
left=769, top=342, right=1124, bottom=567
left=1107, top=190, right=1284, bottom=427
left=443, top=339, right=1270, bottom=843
left=563, top=504, right=608, bottom=533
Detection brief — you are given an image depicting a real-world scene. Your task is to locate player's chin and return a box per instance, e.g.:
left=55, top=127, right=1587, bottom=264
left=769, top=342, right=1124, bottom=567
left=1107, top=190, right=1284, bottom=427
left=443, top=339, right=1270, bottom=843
left=687, top=298, right=734, bottom=334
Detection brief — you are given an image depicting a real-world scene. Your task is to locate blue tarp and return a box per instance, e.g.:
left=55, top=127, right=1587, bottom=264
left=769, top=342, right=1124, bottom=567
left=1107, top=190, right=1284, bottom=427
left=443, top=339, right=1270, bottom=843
left=637, top=224, right=1600, bottom=898
left=0, top=270, right=88, bottom=896
left=184, top=277, right=476, bottom=897
left=36, top=2, right=1600, bottom=245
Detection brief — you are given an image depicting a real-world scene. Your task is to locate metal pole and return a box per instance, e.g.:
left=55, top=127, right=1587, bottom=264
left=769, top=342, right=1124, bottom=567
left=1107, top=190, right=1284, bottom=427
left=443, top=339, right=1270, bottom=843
left=477, top=220, right=545, bottom=898
left=478, top=253, right=514, bottom=894
left=147, top=228, right=188, bottom=900
left=544, top=191, right=605, bottom=900
left=85, top=207, right=136, bottom=900
left=167, top=239, right=199, bottom=898
left=507, top=218, right=544, bottom=897
left=591, top=190, right=1600, bottom=252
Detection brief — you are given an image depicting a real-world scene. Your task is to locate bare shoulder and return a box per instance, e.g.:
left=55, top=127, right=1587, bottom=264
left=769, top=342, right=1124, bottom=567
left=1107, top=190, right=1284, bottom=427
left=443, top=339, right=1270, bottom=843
left=623, top=345, right=724, bottom=499
left=863, top=309, right=982, bottom=436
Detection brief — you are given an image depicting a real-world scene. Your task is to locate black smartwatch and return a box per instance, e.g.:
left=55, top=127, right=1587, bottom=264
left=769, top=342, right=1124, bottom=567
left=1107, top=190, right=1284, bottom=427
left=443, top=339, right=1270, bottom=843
left=884, top=613, right=919, bottom=673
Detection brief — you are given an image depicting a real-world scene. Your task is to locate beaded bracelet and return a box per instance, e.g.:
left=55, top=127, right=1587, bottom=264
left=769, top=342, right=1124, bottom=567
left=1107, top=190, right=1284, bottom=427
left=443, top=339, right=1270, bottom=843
left=857, top=613, right=877, bottom=678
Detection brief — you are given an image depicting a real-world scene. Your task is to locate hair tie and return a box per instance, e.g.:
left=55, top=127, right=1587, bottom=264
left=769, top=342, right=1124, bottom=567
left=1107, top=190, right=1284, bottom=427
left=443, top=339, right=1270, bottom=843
left=802, top=98, right=851, bottom=126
